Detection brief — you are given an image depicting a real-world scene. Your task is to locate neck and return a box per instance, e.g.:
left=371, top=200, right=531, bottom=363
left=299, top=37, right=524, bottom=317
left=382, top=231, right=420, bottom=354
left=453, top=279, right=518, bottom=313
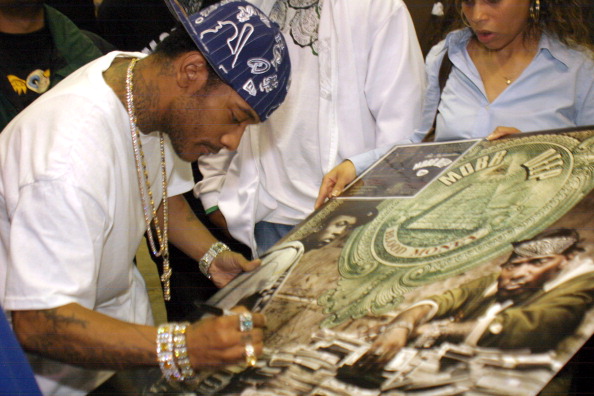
left=470, top=31, right=540, bottom=62
left=105, top=57, right=161, bottom=134
left=468, top=32, right=539, bottom=85
left=0, top=4, right=44, bottom=34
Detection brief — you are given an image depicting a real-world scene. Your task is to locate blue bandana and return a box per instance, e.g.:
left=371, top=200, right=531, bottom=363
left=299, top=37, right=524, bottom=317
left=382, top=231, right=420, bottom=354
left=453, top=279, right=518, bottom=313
left=165, top=0, right=291, bottom=121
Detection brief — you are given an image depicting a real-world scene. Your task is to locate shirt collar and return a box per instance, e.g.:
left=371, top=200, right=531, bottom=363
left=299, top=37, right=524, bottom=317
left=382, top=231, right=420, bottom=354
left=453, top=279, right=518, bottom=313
left=538, top=33, right=571, bottom=70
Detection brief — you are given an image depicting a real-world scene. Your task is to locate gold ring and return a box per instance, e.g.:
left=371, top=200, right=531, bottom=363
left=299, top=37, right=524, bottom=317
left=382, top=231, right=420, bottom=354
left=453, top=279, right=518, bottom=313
left=244, top=343, right=256, bottom=367
left=239, top=312, right=253, bottom=332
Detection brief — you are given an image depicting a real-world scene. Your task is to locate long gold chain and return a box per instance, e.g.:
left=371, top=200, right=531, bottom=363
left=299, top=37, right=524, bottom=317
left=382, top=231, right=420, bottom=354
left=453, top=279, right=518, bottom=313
left=125, top=58, right=172, bottom=300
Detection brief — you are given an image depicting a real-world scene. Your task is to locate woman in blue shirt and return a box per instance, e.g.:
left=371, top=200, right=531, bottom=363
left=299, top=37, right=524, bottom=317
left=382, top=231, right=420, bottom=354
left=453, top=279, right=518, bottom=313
left=316, top=0, right=594, bottom=208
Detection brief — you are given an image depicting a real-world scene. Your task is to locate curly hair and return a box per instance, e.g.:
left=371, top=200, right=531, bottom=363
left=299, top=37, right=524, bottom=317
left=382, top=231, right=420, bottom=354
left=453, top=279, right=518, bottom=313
left=447, top=0, right=592, bottom=50
left=530, top=0, right=591, bottom=48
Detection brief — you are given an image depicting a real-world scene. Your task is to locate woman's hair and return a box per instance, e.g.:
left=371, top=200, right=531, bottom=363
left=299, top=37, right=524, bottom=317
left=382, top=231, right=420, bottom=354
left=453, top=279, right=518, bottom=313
left=444, top=0, right=592, bottom=50
left=531, top=0, right=591, bottom=48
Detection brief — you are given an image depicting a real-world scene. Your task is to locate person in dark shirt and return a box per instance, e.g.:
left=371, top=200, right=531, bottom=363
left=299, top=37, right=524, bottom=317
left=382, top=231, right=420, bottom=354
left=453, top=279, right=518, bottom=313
left=0, top=0, right=111, bottom=130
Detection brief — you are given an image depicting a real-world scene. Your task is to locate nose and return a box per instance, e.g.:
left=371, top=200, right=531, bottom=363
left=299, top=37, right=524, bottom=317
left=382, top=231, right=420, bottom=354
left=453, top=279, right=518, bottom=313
left=466, top=2, right=488, bottom=24
left=220, top=125, right=247, bottom=151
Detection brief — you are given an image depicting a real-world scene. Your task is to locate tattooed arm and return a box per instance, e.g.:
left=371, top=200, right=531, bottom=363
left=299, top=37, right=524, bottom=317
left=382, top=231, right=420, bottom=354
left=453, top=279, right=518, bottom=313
left=163, top=194, right=260, bottom=287
left=12, top=303, right=156, bottom=369
left=11, top=302, right=266, bottom=370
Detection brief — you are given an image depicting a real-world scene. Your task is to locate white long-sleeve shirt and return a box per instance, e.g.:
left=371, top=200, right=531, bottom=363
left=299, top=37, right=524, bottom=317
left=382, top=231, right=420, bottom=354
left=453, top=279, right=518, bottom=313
left=196, top=0, right=425, bottom=256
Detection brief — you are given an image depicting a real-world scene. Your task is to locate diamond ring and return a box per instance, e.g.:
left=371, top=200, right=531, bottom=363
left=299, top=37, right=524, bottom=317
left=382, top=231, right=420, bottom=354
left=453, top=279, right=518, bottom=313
left=244, top=343, right=257, bottom=367
left=239, top=312, right=253, bottom=332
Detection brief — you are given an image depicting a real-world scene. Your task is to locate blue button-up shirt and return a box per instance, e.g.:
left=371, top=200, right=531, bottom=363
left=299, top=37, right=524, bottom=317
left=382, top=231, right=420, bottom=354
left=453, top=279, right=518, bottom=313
left=351, top=29, right=594, bottom=174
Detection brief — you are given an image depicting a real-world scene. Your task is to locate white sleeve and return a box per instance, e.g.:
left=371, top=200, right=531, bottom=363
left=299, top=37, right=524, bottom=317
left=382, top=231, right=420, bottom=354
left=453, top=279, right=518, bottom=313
left=167, top=151, right=194, bottom=197
left=194, top=148, right=237, bottom=211
left=364, top=0, right=426, bottom=147
left=4, top=180, right=106, bottom=311
left=410, top=40, right=448, bottom=143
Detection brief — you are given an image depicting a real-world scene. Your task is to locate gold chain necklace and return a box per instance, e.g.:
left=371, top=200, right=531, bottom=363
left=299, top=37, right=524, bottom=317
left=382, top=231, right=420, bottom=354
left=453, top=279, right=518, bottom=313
left=125, top=58, right=172, bottom=300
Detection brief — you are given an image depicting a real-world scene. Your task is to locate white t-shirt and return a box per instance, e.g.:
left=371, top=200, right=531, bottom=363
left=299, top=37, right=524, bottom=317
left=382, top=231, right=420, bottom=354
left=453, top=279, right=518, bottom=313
left=0, top=52, right=193, bottom=395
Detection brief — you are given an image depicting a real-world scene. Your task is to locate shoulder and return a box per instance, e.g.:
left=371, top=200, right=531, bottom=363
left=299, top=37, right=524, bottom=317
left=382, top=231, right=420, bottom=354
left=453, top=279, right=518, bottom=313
left=44, top=5, right=103, bottom=64
left=426, top=39, right=447, bottom=68
left=426, top=29, right=470, bottom=68
left=11, top=61, right=123, bottom=157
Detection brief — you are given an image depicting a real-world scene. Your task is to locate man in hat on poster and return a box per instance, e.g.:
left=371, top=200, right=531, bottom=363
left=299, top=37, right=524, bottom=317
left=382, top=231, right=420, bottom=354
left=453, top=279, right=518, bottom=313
left=0, top=1, right=290, bottom=394
left=358, top=228, right=594, bottom=366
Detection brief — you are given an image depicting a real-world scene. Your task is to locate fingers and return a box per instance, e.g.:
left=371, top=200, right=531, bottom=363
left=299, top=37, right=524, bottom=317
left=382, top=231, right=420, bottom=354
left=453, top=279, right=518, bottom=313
left=229, top=306, right=267, bottom=329
left=209, top=253, right=259, bottom=287
left=315, top=176, right=335, bottom=209
left=326, top=161, right=357, bottom=201
left=354, top=326, right=409, bottom=369
left=241, top=258, right=261, bottom=273
left=356, top=343, right=397, bottom=368
left=186, top=310, right=266, bottom=369
left=225, top=310, right=266, bottom=368
left=314, top=161, right=357, bottom=209
left=487, top=126, right=522, bottom=140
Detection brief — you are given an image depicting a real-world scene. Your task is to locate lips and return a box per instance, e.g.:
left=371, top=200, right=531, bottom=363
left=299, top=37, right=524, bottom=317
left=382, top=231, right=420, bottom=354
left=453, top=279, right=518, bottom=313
left=475, top=30, right=496, bottom=44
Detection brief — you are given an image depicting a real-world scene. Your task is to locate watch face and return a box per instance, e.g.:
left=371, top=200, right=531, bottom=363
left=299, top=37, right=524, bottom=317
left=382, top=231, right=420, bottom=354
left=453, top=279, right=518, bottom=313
left=323, top=131, right=594, bottom=327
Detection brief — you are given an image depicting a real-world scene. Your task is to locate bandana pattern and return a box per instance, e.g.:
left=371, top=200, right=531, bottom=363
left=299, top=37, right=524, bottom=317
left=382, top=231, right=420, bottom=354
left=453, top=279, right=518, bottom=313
left=165, top=0, right=291, bottom=121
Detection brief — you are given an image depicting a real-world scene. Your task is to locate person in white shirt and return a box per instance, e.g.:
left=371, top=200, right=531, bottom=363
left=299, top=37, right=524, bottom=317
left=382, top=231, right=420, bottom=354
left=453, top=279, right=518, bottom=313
left=0, top=1, right=290, bottom=394
left=196, top=0, right=425, bottom=258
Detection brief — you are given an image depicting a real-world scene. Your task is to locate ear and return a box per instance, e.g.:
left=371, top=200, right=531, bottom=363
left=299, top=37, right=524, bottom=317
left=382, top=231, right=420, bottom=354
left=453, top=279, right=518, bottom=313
left=176, top=51, right=211, bottom=93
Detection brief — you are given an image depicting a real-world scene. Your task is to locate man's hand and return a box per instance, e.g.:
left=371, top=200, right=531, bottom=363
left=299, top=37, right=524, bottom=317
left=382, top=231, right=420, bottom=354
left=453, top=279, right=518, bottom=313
left=356, top=326, right=410, bottom=368
left=209, top=252, right=261, bottom=288
left=487, top=126, right=522, bottom=140
left=186, top=306, right=266, bottom=368
left=354, top=304, right=433, bottom=368
left=315, top=160, right=357, bottom=209
left=414, top=320, right=476, bottom=348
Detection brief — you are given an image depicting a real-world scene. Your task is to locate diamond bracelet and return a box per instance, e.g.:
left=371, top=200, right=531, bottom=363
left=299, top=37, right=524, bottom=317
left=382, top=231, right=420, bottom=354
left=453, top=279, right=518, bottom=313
left=198, top=241, right=230, bottom=280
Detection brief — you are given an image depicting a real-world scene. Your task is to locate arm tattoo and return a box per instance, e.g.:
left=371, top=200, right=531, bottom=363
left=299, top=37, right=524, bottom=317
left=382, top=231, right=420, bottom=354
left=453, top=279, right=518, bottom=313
left=20, top=309, right=155, bottom=370
left=41, top=308, right=89, bottom=331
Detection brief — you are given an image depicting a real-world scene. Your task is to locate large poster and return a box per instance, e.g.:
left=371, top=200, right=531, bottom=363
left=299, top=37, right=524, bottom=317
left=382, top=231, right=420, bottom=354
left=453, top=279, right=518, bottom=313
left=148, top=126, right=594, bottom=395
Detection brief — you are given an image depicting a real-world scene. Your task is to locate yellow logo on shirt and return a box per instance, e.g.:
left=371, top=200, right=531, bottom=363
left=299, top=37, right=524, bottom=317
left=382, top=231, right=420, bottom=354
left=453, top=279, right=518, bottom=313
left=7, top=69, right=51, bottom=95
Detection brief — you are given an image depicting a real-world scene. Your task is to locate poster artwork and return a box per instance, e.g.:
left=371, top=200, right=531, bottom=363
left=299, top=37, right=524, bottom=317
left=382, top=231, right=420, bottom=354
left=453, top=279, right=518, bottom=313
left=149, top=126, right=594, bottom=395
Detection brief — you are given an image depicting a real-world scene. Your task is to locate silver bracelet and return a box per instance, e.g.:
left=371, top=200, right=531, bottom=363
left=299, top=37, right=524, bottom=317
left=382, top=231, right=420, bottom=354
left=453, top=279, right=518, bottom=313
left=156, top=323, right=183, bottom=383
left=198, top=241, right=230, bottom=279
